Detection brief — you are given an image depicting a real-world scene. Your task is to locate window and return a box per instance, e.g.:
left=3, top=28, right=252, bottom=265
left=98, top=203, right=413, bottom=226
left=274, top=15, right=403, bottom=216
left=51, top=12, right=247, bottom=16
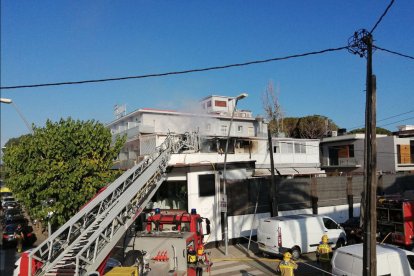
left=248, top=127, right=254, bottom=136
left=349, top=145, right=354, bottom=157
left=407, top=255, right=414, bottom=269
left=198, top=174, right=215, bottom=197
left=273, top=143, right=280, bottom=153
left=237, top=125, right=243, bottom=133
left=323, top=218, right=338, bottom=229
left=281, top=142, right=293, bottom=153
left=215, top=100, right=227, bottom=107
left=221, top=125, right=228, bottom=135
left=294, top=143, right=306, bottom=154
left=207, top=101, right=212, bottom=107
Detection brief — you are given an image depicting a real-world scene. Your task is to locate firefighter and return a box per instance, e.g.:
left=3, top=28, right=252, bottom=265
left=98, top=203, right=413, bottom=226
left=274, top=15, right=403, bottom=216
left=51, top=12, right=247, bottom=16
left=14, top=224, right=24, bottom=253
left=197, top=244, right=205, bottom=264
left=276, top=251, right=298, bottom=276
left=316, top=234, right=332, bottom=275
left=187, top=245, right=197, bottom=264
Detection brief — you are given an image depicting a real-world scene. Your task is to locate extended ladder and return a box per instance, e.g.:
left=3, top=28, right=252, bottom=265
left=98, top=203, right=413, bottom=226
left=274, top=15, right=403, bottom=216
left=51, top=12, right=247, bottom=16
left=28, top=133, right=198, bottom=276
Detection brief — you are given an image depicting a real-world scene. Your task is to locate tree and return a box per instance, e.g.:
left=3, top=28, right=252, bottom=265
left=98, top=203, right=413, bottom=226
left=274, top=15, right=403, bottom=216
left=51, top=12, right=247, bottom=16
left=3, top=118, right=125, bottom=227
left=262, top=81, right=284, bottom=135
left=283, top=115, right=338, bottom=139
left=348, top=127, right=392, bottom=135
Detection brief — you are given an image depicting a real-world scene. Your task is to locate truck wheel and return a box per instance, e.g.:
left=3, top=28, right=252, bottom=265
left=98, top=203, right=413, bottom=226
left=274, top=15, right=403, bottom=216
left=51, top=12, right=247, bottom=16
left=291, top=247, right=301, bottom=260
left=124, top=250, right=144, bottom=276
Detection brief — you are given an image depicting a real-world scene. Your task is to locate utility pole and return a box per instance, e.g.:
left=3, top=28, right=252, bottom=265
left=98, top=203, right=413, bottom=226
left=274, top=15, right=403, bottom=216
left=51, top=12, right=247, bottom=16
left=364, top=34, right=377, bottom=276
left=267, top=124, right=278, bottom=216
left=349, top=30, right=377, bottom=276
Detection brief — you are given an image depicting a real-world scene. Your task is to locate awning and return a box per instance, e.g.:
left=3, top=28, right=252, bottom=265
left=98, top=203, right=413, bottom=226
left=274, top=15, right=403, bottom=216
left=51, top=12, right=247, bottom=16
left=253, top=168, right=325, bottom=176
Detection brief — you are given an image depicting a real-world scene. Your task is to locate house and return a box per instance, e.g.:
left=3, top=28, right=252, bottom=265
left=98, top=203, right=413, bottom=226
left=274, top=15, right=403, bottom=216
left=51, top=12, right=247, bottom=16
left=106, top=95, right=326, bottom=242
left=320, top=132, right=414, bottom=175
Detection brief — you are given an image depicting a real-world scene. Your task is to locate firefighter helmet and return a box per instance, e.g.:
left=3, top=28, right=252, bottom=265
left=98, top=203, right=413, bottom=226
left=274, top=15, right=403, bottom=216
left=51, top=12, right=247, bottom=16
left=283, top=251, right=292, bottom=260
left=321, top=234, right=329, bottom=243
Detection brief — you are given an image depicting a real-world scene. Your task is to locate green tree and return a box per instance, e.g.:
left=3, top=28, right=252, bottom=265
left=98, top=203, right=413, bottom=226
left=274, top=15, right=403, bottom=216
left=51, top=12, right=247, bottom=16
left=283, top=115, right=338, bottom=139
left=3, top=118, right=125, bottom=227
left=349, top=127, right=392, bottom=135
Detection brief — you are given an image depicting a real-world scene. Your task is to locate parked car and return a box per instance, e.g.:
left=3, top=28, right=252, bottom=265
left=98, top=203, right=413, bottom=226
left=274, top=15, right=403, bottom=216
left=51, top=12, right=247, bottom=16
left=2, top=215, right=28, bottom=227
left=257, top=214, right=347, bottom=259
left=340, top=216, right=363, bottom=245
left=331, top=243, right=414, bottom=275
left=4, top=208, right=24, bottom=220
left=2, top=201, right=20, bottom=210
left=2, top=196, right=17, bottom=208
left=2, top=224, right=36, bottom=248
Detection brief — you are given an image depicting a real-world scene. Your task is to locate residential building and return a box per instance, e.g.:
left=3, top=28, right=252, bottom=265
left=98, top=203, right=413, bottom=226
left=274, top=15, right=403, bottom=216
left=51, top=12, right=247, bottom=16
left=106, top=95, right=326, bottom=242
left=320, top=132, right=414, bottom=175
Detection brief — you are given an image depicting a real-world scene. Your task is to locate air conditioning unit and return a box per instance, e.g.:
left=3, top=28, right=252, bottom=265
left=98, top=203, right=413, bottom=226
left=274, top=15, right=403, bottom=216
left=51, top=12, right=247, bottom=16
left=331, top=131, right=338, bottom=137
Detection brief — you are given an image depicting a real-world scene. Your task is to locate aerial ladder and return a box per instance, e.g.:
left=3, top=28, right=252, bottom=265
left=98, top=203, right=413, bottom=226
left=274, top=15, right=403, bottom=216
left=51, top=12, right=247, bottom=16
left=26, top=132, right=199, bottom=276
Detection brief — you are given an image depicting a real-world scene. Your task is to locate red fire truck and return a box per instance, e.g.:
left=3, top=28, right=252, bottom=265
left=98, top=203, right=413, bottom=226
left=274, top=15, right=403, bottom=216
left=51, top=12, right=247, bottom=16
left=116, top=208, right=212, bottom=276
left=377, top=195, right=414, bottom=249
left=15, top=208, right=212, bottom=276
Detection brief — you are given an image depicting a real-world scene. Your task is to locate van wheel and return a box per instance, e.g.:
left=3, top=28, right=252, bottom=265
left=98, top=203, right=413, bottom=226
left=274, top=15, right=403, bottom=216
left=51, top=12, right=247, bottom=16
left=291, top=247, right=301, bottom=260
left=336, top=238, right=345, bottom=249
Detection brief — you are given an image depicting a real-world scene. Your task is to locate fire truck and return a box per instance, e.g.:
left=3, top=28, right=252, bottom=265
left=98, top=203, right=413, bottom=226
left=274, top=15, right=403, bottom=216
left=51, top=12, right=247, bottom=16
left=377, top=195, right=414, bottom=249
left=14, top=133, right=212, bottom=276
left=107, top=208, right=212, bottom=275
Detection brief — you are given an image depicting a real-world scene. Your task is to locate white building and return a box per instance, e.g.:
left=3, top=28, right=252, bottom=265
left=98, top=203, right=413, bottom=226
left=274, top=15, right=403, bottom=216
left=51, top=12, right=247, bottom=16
left=107, top=95, right=325, bottom=242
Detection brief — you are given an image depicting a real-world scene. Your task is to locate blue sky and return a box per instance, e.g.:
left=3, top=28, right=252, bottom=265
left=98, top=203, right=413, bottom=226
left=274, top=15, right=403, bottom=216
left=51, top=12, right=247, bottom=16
left=1, top=0, right=413, bottom=147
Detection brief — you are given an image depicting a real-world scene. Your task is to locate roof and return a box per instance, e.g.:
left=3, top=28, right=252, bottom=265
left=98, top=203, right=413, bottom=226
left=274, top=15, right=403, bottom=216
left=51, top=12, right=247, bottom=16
left=264, top=214, right=322, bottom=222
left=336, top=243, right=413, bottom=258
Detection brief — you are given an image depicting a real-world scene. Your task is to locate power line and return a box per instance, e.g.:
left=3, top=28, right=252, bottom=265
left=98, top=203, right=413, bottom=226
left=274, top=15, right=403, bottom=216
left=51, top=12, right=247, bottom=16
left=348, top=109, right=414, bottom=130
left=378, top=116, right=414, bottom=128
left=0, top=46, right=349, bottom=90
left=370, top=0, right=395, bottom=34
left=374, top=45, right=414, bottom=60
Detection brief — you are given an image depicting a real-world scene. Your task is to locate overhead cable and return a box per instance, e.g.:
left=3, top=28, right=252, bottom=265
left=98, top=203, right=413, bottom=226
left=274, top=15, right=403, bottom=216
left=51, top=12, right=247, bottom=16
left=374, top=45, right=414, bottom=60
left=370, top=0, right=395, bottom=34
left=0, top=46, right=349, bottom=90
left=348, top=109, right=414, bottom=130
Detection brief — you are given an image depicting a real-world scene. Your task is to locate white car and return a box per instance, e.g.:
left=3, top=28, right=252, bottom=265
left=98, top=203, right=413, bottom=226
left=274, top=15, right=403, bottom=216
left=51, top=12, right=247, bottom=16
left=331, top=243, right=414, bottom=276
left=257, top=214, right=346, bottom=259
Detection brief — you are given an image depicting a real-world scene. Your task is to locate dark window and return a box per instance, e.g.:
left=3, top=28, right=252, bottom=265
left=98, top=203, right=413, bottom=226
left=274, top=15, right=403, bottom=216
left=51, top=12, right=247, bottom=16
left=349, top=145, right=355, bottom=158
left=198, top=174, right=215, bottom=197
left=207, top=101, right=212, bottom=107
left=407, top=255, right=414, bottom=269
left=323, top=218, right=338, bottom=229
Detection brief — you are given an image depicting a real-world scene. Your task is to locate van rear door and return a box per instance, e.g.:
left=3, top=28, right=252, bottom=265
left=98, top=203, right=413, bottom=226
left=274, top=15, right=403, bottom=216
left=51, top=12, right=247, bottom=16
left=257, top=218, right=279, bottom=254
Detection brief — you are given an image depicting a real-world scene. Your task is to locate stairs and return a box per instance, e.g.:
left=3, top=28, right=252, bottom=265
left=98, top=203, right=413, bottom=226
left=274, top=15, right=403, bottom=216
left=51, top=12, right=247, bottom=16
left=27, top=133, right=198, bottom=276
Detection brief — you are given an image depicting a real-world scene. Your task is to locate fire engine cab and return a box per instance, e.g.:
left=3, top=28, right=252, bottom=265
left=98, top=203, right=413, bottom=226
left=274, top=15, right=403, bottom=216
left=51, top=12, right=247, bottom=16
left=116, top=208, right=212, bottom=276
left=377, top=195, right=414, bottom=249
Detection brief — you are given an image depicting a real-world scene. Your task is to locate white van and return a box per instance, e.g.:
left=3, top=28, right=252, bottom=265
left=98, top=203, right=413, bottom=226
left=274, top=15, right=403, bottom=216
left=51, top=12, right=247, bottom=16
left=331, top=243, right=414, bottom=276
left=257, top=214, right=346, bottom=259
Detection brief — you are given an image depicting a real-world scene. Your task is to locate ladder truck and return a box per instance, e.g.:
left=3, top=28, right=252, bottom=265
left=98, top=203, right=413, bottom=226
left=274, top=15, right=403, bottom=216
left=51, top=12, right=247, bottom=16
left=16, top=132, right=209, bottom=276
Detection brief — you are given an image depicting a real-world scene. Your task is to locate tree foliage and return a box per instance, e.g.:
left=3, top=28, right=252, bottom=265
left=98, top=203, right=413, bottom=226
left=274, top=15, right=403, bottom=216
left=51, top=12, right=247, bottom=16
left=283, top=115, right=339, bottom=139
left=348, top=127, right=392, bottom=135
left=3, top=118, right=125, bottom=227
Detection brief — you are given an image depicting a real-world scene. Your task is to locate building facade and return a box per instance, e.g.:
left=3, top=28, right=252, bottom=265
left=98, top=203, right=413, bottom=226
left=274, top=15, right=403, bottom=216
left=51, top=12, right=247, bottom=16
left=320, top=132, right=414, bottom=175
left=106, top=95, right=327, bottom=242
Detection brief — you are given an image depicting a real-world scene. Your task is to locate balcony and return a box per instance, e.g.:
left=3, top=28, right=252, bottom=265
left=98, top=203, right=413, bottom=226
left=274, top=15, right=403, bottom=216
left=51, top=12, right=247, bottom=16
left=112, top=124, right=154, bottom=142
